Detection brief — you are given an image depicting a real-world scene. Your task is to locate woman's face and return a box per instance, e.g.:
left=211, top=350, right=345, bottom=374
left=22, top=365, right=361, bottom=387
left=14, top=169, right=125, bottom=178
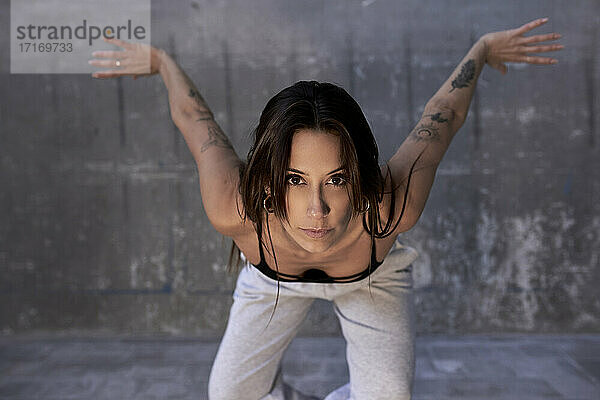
left=276, top=129, right=355, bottom=254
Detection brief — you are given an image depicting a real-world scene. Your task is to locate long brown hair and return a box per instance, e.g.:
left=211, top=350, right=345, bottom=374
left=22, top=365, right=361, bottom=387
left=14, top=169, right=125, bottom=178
left=229, top=81, right=424, bottom=330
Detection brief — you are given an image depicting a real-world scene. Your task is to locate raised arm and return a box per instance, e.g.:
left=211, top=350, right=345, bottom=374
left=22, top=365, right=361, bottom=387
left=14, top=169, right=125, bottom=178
left=90, top=39, right=248, bottom=236
left=384, top=18, right=563, bottom=233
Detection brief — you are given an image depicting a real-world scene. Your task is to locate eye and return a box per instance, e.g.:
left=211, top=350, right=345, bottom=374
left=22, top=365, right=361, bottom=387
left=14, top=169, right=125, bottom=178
left=286, top=174, right=305, bottom=186
left=327, top=175, right=347, bottom=187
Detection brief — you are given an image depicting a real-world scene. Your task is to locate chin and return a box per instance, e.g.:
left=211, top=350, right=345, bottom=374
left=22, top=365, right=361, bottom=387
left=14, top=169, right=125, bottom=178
left=301, top=241, right=331, bottom=253
left=296, top=230, right=337, bottom=253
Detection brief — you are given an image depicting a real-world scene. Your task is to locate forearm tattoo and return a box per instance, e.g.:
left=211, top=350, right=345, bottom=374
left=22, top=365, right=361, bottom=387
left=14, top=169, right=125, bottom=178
left=200, top=121, right=234, bottom=152
left=426, top=112, right=449, bottom=124
left=450, top=59, right=476, bottom=92
left=188, top=88, right=214, bottom=121
left=195, top=109, right=213, bottom=122
left=186, top=87, right=233, bottom=152
left=409, top=122, right=442, bottom=143
left=188, top=87, right=205, bottom=103
left=409, top=109, right=453, bottom=143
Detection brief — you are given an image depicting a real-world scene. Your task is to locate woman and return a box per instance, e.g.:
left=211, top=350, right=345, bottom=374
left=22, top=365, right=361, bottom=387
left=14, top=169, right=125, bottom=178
left=90, top=18, right=563, bottom=400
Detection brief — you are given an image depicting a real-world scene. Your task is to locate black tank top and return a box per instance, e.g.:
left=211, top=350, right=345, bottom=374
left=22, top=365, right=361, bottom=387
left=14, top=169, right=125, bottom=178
left=251, top=232, right=385, bottom=283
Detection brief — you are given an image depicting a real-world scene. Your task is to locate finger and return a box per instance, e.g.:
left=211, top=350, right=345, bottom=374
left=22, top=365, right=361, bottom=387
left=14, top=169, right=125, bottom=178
left=514, top=17, right=549, bottom=36
left=91, top=50, right=126, bottom=59
left=516, top=55, right=558, bottom=65
left=522, top=43, right=564, bottom=53
left=88, top=59, right=125, bottom=68
left=519, top=32, right=562, bottom=45
left=102, top=36, right=134, bottom=50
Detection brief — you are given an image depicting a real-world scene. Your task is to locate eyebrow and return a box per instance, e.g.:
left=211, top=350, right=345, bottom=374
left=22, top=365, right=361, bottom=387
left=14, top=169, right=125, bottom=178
left=286, top=167, right=346, bottom=176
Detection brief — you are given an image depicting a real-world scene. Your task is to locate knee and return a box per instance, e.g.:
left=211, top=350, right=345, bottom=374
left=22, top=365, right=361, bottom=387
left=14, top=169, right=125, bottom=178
left=208, top=364, right=271, bottom=400
left=207, top=386, right=241, bottom=400
left=208, top=368, right=246, bottom=400
left=208, top=363, right=233, bottom=400
left=208, top=376, right=242, bottom=400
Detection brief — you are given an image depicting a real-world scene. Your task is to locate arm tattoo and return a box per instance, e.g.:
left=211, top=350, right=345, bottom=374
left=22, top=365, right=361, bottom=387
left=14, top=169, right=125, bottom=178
left=450, top=59, right=476, bottom=92
left=425, top=112, right=449, bottom=124
left=409, top=122, right=442, bottom=143
left=188, top=87, right=210, bottom=109
left=189, top=89, right=215, bottom=121
left=195, top=109, right=214, bottom=122
left=187, top=86, right=232, bottom=152
left=200, top=121, right=234, bottom=152
left=188, top=87, right=201, bottom=100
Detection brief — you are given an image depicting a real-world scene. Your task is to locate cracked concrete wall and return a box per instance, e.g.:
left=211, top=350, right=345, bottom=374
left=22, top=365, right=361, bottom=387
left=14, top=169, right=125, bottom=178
left=1, top=0, right=599, bottom=337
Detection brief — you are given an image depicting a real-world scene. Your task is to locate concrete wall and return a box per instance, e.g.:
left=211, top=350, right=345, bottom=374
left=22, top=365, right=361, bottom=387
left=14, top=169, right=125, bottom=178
left=1, top=0, right=599, bottom=337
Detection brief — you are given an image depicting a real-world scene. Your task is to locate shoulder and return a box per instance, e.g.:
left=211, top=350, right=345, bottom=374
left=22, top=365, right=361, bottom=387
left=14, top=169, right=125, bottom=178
left=200, top=161, right=254, bottom=238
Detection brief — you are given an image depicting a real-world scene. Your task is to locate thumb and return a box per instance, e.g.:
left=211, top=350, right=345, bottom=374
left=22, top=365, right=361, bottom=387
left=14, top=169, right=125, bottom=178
left=493, top=62, right=508, bottom=75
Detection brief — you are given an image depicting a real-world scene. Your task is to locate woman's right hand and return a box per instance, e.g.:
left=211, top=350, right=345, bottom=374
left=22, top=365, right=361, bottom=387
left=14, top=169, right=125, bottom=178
left=480, top=17, right=563, bottom=75
left=89, top=37, right=165, bottom=79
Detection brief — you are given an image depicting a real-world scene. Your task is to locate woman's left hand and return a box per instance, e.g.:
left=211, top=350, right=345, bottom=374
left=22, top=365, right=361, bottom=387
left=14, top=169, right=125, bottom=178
left=89, top=37, right=163, bottom=79
left=481, top=17, right=564, bottom=75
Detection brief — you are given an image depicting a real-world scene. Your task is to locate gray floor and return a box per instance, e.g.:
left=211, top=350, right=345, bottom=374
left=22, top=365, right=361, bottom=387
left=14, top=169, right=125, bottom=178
left=0, top=334, right=598, bottom=400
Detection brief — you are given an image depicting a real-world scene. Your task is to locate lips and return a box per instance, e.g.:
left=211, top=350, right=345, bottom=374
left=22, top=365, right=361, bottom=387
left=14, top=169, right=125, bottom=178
left=300, top=228, right=333, bottom=239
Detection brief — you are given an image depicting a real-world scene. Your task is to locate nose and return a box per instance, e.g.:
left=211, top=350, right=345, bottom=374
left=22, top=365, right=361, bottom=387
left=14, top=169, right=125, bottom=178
left=306, top=188, right=330, bottom=218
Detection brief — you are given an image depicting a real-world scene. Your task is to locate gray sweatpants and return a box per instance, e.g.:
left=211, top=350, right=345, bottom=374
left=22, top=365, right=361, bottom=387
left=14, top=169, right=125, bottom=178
left=208, top=241, right=419, bottom=400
